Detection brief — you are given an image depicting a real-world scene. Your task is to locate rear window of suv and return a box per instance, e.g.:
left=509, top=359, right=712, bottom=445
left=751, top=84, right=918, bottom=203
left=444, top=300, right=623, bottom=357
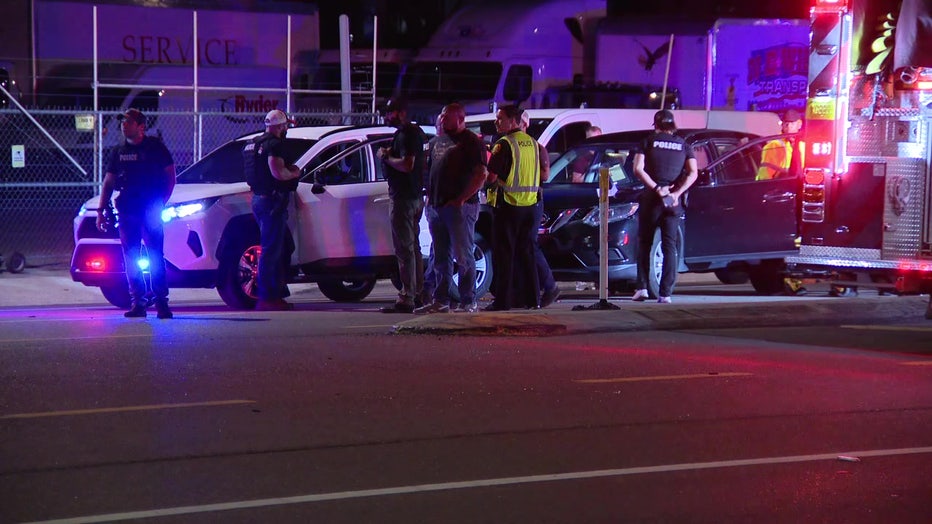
left=176, top=138, right=317, bottom=184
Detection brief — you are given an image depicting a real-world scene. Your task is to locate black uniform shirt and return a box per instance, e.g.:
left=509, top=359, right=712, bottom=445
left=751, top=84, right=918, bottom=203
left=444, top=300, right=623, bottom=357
left=107, top=136, right=174, bottom=212
left=428, top=129, right=486, bottom=207
left=635, top=132, right=694, bottom=185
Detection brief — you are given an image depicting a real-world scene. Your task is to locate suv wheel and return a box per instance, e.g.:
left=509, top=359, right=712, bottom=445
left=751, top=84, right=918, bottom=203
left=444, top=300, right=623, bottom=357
left=749, top=260, right=786, bottom=295
left=100, top=283, right=132, bottom=309
left=218, top=236, right=260, bottom=309
left=317, top=278, right=377, bottom=302
left=449, top=235, right=494, bottom=303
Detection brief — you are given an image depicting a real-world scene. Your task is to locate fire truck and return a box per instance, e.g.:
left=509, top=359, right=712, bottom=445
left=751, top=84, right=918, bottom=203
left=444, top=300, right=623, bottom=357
left=784, top=0, right=932, bottom=318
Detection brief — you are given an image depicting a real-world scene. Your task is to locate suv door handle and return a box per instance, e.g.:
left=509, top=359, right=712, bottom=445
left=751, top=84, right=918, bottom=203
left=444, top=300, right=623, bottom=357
left=762, top=191, right=795, bottom=203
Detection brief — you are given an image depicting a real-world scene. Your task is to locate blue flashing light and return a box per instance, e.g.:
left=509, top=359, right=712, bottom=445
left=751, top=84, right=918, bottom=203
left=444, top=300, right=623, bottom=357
left=136, top=258, right=150, bottom=271
left=162, top=202, right=205, bottom=223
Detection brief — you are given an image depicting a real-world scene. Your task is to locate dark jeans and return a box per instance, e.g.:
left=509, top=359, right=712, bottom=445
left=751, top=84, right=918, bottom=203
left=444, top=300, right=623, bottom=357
left=427, top=202, right=479, bottom=306
left=636, top=195, right=680, bottom=297
left=118, top=202, right=168, bottom=306
left=252, top=192, right=290, bottom=302
left=390, top=197, right=425, bottom=305
left=532, top=201, right=556, bottom=293
left=491, top=202, right=540, bottom=309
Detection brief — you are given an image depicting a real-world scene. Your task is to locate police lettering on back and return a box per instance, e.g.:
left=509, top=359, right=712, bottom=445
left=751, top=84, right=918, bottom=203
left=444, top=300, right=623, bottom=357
left=651, top=140, right=684, bottom=151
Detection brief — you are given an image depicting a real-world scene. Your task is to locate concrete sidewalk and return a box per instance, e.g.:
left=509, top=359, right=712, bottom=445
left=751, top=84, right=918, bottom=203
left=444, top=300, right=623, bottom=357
left=391, top=295, right=931, bottom=336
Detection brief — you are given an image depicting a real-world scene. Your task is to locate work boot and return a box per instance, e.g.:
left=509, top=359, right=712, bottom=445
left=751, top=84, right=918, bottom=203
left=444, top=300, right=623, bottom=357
left=124, top=303, right=147, bottom=318
left=155, top=300, right=173, bottom=319
left=255, top=299, right=295, bottom=311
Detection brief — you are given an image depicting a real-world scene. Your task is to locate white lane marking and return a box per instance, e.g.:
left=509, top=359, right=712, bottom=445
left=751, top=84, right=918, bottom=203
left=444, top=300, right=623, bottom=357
left=841, top=324, right=932, bottom=333
left=574, top=372, right=752, bottom=384
left=0, top=334, right=152, bottom=344
left=27, top=446, right=932, bottom=524
left=1, top=400, right=255, bottom=419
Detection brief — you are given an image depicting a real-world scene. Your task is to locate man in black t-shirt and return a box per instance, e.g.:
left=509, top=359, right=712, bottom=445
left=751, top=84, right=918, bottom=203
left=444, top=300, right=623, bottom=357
left=376, top=98, right=426, bottom=313
left=246, top=109, right=301, bottom=311
left=97, top=108, right=176, bottom=319
left=631, top=110, right=698, bottom=304
left=416, top=102, right=488, bottom=314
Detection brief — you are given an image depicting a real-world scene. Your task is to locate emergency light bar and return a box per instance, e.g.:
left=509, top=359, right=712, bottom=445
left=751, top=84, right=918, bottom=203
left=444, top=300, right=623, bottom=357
left=812, top=0, right=848, bottom=11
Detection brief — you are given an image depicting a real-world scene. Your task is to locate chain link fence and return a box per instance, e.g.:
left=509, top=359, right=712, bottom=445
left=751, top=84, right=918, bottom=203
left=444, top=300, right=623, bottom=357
left=0, top=106, right=378, bottom=267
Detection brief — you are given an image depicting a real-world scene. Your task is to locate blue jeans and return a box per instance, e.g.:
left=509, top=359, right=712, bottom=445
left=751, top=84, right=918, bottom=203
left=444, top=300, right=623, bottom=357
left=390, top=197, right=425, bottom=304
left=427, top=202, right=479, bottom=306
left=252, top=193, right=290, bottom=302
left=119, top=202, right=168, bottom=306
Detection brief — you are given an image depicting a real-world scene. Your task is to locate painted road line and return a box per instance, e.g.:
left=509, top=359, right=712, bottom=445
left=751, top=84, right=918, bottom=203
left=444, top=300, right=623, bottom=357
left=1, top=400, right=256, bottom=420
left=841, top=324, right=932, bottom=333
left=901, top=361, right=932, bottom=366
left=0, top=334, right=153, bottom=345
left=27, top=446, right=932, bottom=524
left=574, top=372, right=752, bottom=384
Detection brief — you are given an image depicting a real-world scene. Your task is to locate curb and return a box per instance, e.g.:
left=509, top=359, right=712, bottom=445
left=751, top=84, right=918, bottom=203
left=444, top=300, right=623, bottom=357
left=391, top=296, right=930, bottom=336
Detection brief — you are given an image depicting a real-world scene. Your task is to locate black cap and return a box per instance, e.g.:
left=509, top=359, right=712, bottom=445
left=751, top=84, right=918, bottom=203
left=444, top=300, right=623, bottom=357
left=379, top=97, right=408, bottom=114
left=116, top=108, right=146, bottom=126
left=653, top=109, right=675, bottom=130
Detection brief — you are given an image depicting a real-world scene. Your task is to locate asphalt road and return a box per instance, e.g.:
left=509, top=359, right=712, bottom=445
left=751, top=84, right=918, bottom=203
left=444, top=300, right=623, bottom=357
left=1, top=275, right=930, bottom=523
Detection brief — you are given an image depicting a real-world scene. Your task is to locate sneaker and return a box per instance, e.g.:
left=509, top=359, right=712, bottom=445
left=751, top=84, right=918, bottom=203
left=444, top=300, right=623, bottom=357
left=124, top=303, right=147, bottom=318
left=631, top=289, right=650, bottom=302
left=657, top=296, right=672, bottom=304
left=540, top=286, right=561, bottom=308
left=155, top=301, right=173, bottom=319
left=380, top=302, right=415, bottom=314
left=413, top=302, right=450, bottom=315
left=255, top=299, right=295, bottom=311
left=455, top=302, right=479, bottom=313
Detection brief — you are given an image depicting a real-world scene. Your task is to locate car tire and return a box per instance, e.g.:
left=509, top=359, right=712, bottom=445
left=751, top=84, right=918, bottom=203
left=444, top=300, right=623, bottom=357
left=749, top=260, right=786, bottom=295
left=100, top=283, right=132, bottom=310
left=714, top=268, right=750, bottom=285
left=6, top=252, right=26, bottom=273
left=449, top=235, right=494, bottom=303
left=317, top=278, right=377, bottom=302
left=217, top=235, right=261, bottom=309
left=645, top=231, right=664, bottom=299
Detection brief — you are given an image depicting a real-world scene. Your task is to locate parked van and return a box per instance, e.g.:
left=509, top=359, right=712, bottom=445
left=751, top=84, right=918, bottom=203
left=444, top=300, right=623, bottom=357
left=465, top=108, right=782, bottom=160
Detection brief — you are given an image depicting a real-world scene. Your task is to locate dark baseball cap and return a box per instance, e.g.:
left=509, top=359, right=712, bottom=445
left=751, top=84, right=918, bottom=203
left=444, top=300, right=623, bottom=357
left=783, top=109, right=803, bottom=122
left=116, top=108, right=146, bottom=126
left=378, top=97, right=408, bottom=114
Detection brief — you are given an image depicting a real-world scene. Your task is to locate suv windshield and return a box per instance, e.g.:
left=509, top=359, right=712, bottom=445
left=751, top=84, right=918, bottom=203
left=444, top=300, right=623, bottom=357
left=176, top=138, right=317, bottom=184
left=547, top=145, right=639, bottom=187
left=402, top=62, right=502, bottom=102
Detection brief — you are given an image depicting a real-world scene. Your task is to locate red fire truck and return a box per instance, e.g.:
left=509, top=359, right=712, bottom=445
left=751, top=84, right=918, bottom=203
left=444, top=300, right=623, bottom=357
left=784, top=0, right=932, bottom=318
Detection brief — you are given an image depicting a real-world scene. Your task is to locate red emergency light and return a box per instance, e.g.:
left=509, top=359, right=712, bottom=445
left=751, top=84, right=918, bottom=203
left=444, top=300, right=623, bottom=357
left=812, top=0, right=848, bottom=10
left=84, top=257, right=108, bottom=272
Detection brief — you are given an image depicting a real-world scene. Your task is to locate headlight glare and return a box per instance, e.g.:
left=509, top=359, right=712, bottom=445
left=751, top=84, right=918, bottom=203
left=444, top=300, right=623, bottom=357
left=581, top=202, right=638, bottom=227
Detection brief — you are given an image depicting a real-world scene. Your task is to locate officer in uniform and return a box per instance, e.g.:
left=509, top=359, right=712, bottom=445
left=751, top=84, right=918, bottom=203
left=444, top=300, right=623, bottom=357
left=485, top=105, right=542, bottom=311
left=631, top=109, right=698, bottom=304
left=757, top=108, right=804, bottom=180
left=244, top=109, right=300, bottom=311
left=96, top=108, right=176, bottom=319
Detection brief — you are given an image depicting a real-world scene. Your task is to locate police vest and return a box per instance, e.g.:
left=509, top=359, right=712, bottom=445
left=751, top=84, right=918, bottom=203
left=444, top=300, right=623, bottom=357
left=495, top=132, right=540, bottom=207
left=244, top=133, right=296, bottom=194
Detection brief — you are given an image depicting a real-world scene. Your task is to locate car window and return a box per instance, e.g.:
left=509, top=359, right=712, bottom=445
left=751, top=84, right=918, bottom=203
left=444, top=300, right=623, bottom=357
left=712, top=146, right=762, bottom=184
left=548, top=145, right=637, bottom=186
left=692, top=144, right=711, bottom=170
left=176, top=138, right=316, bottom=184
left=547, top=121, right=591, bottom=157
left=548, top=146, right=598, bottom=184
left=311, top=140, right=369, bottom=185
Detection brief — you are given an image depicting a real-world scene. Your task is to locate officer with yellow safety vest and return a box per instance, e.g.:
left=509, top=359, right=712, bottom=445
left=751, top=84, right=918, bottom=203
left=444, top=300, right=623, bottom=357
left=756, top=109, right=804, bottom=180
left=485, top=105, right=545, bottom=311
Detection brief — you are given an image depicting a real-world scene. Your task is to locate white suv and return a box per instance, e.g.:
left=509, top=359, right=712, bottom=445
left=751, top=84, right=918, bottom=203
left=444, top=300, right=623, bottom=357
left=71, top=125, right=494, bottom=309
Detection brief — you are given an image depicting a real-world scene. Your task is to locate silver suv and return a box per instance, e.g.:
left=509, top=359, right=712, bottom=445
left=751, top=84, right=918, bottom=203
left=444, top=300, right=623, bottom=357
left=71, top=125, right=493, bottom=309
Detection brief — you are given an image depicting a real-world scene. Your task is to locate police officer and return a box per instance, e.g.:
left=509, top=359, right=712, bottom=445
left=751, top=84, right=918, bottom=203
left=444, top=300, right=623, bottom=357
left=96, top=108, right=176, bottom=319
left=245, top=109, right=300, bottom=311
left=485, top=105, right=542, bottom=311
left=631, top=109, right=698, bottom=304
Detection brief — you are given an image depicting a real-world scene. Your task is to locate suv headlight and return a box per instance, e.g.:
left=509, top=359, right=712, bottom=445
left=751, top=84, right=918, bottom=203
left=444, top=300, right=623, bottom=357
left=581, top=202, right=638, bottom=227
left=161, top=198, right=218, bottom=223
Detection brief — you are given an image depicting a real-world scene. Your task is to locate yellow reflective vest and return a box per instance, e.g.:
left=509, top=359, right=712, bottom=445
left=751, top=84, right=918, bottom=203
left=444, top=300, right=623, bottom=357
left=757, top=138, right=804, bottom=180
left=493, top=131, right=540, bottom=206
